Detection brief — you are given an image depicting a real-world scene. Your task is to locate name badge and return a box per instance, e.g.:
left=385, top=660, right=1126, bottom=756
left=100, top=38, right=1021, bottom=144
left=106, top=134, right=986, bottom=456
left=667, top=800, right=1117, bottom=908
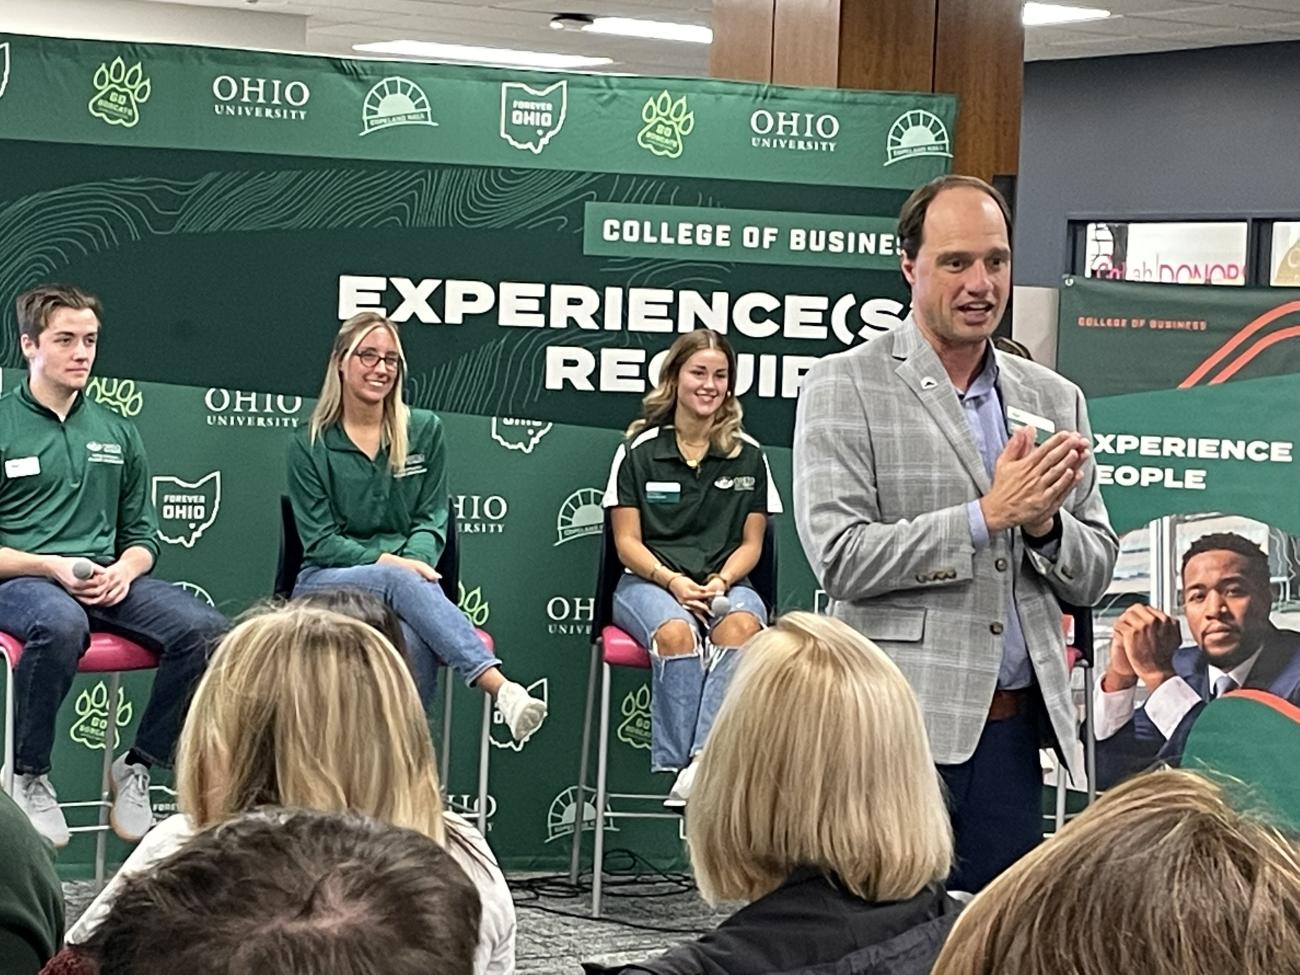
left=4, top=456, right=40, bottom=478
left=1006, top=406, right=1055, bottom=445
left=646, top=481, right=681, bottom=504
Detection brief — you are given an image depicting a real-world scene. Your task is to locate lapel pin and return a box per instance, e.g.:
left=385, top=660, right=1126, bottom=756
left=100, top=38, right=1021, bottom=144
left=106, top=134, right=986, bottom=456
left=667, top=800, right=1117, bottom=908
left=920, top=376, right=938, bottom=390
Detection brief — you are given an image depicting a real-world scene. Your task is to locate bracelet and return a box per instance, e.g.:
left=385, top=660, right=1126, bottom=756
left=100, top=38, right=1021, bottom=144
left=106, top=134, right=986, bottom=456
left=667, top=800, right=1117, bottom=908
left=706, top=572, right=731, bottom=588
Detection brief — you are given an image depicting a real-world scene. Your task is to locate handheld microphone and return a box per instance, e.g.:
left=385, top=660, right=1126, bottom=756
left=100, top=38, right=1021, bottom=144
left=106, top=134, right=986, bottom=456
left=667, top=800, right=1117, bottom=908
left=72, top=558, right=96, bottom=581
left=710, top=594, right=731, bottom=618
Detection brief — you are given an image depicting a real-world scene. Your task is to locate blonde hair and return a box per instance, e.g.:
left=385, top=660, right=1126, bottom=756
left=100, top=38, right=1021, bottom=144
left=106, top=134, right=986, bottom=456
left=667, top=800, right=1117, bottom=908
left=687, top=612, right=952, bottom=904
left=931, top=770, right=1300, bottom=975
left=308, top=312, right=410, bottom=473
left=626, top=329, right=743, bottom=456
left=177, top=605, right=445, bottom=845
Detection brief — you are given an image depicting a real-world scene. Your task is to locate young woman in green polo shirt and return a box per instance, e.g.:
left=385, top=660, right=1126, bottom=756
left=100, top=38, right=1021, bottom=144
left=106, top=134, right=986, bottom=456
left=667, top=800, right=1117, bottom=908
left=287, top=312, right=546, bottom=740
left=603, top=329, right=782, bottom=804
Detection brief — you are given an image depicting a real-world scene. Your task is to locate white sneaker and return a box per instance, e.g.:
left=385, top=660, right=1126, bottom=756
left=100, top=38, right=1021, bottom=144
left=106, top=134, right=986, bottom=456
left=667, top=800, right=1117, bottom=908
left=664, top=759, right=700, bottom=810
left=110, top=754, right=154, bottom=842
left=15, top=773, right=69, bottom=848
left=496, top=681, right=547, bottom=740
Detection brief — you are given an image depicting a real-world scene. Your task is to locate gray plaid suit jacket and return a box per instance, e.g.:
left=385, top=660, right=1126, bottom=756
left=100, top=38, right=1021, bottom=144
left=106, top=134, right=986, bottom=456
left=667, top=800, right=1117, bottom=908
left=793, top=317, right=1118, bottom=770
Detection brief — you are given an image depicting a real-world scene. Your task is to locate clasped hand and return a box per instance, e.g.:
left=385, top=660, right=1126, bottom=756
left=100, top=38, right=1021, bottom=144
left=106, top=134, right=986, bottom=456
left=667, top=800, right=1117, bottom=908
left=980, top=426, right=1089, bottom=535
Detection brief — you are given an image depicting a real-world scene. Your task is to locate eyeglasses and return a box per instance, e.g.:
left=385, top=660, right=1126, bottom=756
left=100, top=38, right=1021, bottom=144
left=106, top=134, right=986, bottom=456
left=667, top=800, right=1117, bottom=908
left=353, top=349, right=402, bottom=370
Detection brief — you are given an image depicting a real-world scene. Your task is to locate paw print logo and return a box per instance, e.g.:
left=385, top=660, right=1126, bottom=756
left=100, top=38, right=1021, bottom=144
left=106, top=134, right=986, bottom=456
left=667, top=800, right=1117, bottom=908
left=457, top=582, right=491, bottom=627
left=86, top=377, right=144, bottom=417
left=70, top=682, right=133, bottom=752
left=616, top=684, right=652, bottom=751
left=636, top=91, right=695, bottom=160
left=89, top=57, right=152, bottom=128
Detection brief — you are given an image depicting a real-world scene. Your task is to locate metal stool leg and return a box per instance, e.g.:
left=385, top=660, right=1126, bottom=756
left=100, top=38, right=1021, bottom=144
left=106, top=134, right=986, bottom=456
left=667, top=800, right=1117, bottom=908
left=570, top=638, right=600, bottom=884
left=477, top=694, right=491, bottom=835
left=1054, top=755, right=1068, bottom=831
left=440, top=672, right=453, bottom=794
left=1082, top=660, right=1097, bottom=804
left=592, top=661, right=612, bottom=918
left=2, top=652, right=15, bottom=796
left=96, top=672, right=120, bottom=889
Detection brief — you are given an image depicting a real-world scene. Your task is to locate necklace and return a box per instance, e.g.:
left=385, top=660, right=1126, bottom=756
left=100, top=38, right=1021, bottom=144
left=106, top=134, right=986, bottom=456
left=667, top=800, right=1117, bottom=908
left=676, top=432, right=710, bottom=469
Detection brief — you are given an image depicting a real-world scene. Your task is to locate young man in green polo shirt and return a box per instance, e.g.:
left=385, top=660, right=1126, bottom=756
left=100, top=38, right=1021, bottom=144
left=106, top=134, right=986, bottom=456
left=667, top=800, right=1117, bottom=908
left=0, top=284, right=226, bottom=848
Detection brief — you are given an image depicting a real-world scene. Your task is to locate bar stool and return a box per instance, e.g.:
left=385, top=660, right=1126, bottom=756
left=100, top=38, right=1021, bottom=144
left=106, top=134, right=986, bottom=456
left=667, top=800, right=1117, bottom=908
left=2, top=631, right=159, bottom=887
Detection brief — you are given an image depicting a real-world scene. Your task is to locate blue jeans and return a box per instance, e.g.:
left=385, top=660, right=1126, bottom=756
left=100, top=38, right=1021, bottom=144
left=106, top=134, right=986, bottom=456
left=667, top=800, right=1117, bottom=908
left=611, top=573, right=767, bottom=772
left=293, top=564, right=501, bottom=705
left=0, top=576, right=226, bottom=775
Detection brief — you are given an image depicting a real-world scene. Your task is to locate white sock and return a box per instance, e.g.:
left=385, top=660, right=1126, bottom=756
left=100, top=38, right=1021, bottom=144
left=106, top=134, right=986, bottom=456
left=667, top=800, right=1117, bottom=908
left=497, top=680, right=548, bottom=740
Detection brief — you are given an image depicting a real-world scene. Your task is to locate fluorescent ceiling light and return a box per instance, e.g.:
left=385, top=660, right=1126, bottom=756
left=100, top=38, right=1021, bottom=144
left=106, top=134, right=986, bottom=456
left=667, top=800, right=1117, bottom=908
left=1023, top=2, right=1111, bottom=26
left=353, top=40, right=613, bottom=70
left=585, top=17, right=713, bottom=44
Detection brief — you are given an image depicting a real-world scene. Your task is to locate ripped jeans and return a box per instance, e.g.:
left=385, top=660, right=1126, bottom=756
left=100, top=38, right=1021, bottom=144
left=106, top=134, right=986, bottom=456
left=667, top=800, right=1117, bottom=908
left=611, top=572, right=767, bottom=772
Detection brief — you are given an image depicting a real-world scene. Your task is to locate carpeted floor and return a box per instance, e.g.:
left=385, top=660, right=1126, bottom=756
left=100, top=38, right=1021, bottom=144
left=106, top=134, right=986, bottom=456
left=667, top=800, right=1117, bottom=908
left=65, top=866, right=728, bottom=973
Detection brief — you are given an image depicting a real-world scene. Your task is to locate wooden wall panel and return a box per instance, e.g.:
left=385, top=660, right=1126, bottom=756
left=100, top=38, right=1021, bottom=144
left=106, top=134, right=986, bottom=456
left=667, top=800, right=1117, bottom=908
left=771, top=0, right=842, bottom=87
left=711, top=0, right=777, bottom=82
left=837, top=0, right=936, bottom=93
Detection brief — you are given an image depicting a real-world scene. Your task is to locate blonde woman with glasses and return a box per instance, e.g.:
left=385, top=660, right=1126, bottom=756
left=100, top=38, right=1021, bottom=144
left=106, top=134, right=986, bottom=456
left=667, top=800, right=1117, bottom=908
left=64, top=603, right=516, bottom=975
left=288, top=312, right=545, bottom=739
left=593, top=612, right=960, bottom=975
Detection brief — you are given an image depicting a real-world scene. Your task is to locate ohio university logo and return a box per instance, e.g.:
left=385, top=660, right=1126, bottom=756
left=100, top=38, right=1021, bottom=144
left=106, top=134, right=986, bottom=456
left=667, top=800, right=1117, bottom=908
left=554, top=488, right=602, bottom=546
left=89, top=57, right=151, bottom=128
left=547, top=595, right=593, bottom=636
left=500, top=80, right=567, bottom=154
left=453, top=494, right=508, bottom=535
left=490, top=417, right=551, bottom=454
left=152, top=472, right=222, bottom=548
left=204, top=388, right=303, bottom=428
left=446, top=793, right=498, bottom=829
left=490, top=677, right=548, bottom=752
left=211, top=74, right=310, bottom=122
left=70, top=682, right=132, bottom=751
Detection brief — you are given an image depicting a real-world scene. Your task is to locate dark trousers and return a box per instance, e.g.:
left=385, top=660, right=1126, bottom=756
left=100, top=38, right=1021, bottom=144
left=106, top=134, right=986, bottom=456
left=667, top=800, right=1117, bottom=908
left=938, top=705, right=1044, bottom=893
left=0, top=576, right=226, bottom=775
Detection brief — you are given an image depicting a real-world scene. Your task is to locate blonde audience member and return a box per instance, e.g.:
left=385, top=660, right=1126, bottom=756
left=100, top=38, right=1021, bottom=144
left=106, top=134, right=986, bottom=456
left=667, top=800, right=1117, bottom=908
left=65, top=603, right=515, bottom=975
left=592, top=612, right=960, bottom=975
left=931, top=769, right=1300, bottom=975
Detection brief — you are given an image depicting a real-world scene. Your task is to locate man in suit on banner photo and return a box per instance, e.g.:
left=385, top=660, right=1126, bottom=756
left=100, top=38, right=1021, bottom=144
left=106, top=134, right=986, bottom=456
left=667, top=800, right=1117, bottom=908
left=1095, top=531, right=1300, bottom=788
left=793, top=175, right=1119, bottom=892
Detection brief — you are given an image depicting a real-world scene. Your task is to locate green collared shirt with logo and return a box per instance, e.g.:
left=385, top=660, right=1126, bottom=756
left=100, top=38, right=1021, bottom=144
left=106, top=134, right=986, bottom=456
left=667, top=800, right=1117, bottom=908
left=603, top=425, right=782, bottom=582
left=0, top=380, right=159, bottom=563
left=288, top=409, right=449, bottom=569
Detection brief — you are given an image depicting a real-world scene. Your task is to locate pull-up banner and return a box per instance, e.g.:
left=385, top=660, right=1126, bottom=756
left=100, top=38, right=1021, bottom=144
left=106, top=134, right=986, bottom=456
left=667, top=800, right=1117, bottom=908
left=1056, top=276, right=1300, bottom=535
left=0, top=33, right=956, bottom=444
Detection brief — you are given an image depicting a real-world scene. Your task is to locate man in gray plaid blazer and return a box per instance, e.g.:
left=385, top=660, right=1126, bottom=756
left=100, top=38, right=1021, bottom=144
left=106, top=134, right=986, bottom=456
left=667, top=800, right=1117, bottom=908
left=793, top=175, right=1117, bottom=892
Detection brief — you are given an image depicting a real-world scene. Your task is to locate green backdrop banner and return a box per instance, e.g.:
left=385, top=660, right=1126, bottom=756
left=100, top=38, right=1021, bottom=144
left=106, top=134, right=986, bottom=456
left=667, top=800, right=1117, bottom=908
left=0, top=34, right=952, bottom=871
left=1056, top=276, right=1300, bottom=536
left=0, top=32, right=956, bottom=445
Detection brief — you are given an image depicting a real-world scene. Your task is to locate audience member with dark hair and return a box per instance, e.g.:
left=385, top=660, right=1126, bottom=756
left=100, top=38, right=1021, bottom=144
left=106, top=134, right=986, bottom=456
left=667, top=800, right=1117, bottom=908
left=931, top=769, right=1300, bottom=975
left=0, top=788, right=63, bottom=974
left=80, top=808, right=480, bottom=975
left=591, top=612, right=960, bottom=975
left=65, top=603, right=513, bottom=975
left=1096, top=531, right=1300, bottom=787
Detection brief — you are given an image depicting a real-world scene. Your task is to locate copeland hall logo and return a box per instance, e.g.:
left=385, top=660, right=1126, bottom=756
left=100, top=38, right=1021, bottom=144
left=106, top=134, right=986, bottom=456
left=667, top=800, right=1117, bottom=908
left=70, top=682, right=132, bottom=752
left=89, top=57, right=151, bottom=128
left=749, top=109, right=840, bottom=153
left=555, top=487, right=602, bottom=546
left=490, top=677, right=548, bottom=752
left=211, top=74, right=310, bottom=122
left=0, top=42, right=10, bottom=99
left=204, top=388, right=303, bottom=428
left=546, top=786, right=619, bottom=843
left=637, top=90, right=694, bottom=159
left=490, top=417, right=552, bottom=454
left=884, top=109, right=952, bottom=166
left=174, top=580, right=216, bottom=607
left=152, top=472, right=222, bottom=548
left=500, top=79, right=567, bottom=154
left=360, top=77, right=438, bottom=136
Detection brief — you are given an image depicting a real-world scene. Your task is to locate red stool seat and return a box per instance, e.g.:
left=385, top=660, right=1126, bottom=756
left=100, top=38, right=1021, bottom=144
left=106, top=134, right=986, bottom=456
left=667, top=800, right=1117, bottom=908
left=601, top=626, right=651, bottom=669
left=1066, top=646, right=1082, bottom=671
left=474, top=629, right=494, bottom=653
left=0, top=632, right=157, bottom=671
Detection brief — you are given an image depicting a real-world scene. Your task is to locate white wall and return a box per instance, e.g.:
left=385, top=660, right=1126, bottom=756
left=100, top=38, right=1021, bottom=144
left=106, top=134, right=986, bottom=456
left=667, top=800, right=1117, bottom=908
left=1, top=0, right=306, bottom=52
